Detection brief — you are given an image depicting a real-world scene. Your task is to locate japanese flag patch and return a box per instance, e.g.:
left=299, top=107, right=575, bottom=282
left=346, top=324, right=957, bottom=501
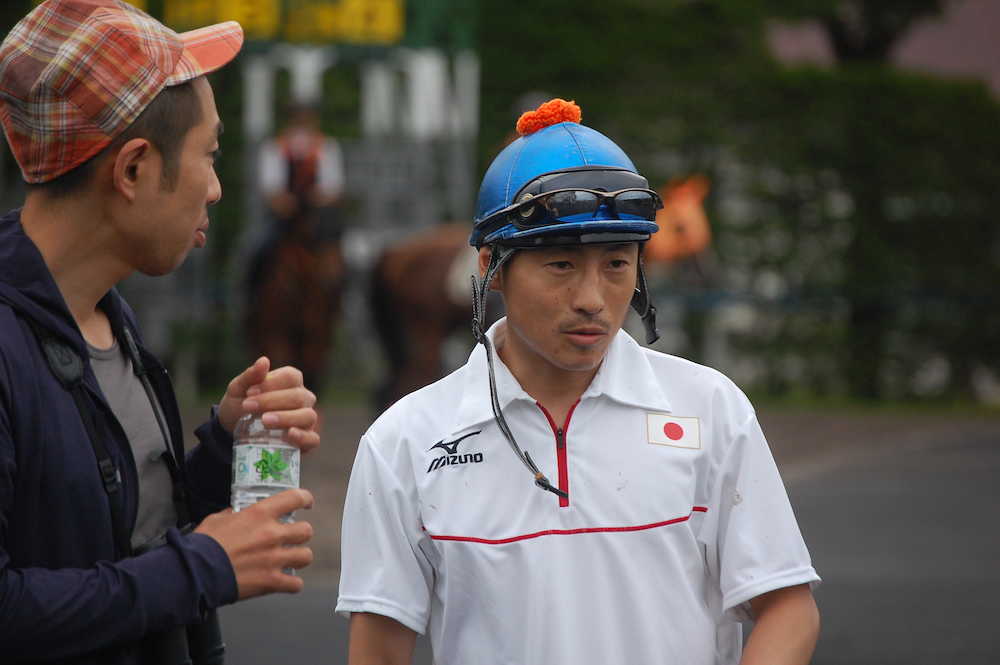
left=646, top=413, right=701, bottom=449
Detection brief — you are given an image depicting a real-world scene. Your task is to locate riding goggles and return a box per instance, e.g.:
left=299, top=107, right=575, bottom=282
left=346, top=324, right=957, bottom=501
left=475, top=168, right=662, bottom=237
left=514, top=187, right=662, bottom=226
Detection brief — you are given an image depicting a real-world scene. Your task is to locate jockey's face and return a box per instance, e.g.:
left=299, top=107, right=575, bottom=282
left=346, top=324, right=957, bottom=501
left=483, top=242, right=638, bottom=379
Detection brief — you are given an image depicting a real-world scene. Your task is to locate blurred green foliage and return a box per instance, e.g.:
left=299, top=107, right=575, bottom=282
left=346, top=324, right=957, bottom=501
left=479, top=0, right=1000, bottom=400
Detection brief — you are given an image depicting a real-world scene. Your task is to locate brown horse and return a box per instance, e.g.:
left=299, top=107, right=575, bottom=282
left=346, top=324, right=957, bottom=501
left=370, top=224, right=490, bottom=410
left=245, top=206, right=345, bottom=395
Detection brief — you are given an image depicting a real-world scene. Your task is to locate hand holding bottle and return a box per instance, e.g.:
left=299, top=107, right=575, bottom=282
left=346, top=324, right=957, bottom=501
left=195, top=489, right=315, bottom=599
left=217, top=356, right=320, bottom=454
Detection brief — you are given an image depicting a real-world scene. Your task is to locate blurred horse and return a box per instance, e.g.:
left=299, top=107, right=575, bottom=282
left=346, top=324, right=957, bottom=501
left=370, top=224, right=482, bottom=410
left=245, top=206, right=345, bottom=394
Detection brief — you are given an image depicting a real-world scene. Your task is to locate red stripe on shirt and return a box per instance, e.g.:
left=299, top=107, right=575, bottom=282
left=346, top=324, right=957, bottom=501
left=427, top=506, right=709, bottom=545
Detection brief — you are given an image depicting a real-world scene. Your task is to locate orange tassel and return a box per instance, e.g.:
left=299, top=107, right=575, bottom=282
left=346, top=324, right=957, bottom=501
left=516, top=98, right=582, bottom=136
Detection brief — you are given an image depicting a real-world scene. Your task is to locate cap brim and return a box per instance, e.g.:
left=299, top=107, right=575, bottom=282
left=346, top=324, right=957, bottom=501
left=165, top=21, right=244, bottom=86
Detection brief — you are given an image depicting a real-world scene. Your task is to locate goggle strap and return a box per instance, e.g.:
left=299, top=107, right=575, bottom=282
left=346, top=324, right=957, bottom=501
left=470, top=246, right=567, bottom=500
left=631, top=260, right=660, bottom=344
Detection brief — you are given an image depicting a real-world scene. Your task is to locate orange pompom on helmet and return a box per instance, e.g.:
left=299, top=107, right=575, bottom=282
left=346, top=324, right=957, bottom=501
left=514, top=98, right=582, bottom=136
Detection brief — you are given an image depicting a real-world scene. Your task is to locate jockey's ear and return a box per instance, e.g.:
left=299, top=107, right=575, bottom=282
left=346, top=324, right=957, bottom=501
left=478, top=247, right=492, bottom=278
left=477, top=246, right=505, bottom=291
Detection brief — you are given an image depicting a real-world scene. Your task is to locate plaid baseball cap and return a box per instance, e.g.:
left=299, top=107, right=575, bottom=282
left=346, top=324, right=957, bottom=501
left=0, top=0, right=243, bottom=183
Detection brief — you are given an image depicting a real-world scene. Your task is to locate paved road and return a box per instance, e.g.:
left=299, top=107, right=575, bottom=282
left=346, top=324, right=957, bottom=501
left=219, top=414, right=1000, bottom=664
left=793, top=427, right=1000, bottom=665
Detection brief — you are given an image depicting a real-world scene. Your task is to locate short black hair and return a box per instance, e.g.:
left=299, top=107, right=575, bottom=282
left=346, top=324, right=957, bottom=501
left=26, top=79, right=202, bottom=198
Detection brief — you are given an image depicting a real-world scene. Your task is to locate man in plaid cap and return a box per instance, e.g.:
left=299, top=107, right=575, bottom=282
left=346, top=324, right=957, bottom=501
left=0, top=1, right=320, bottom=662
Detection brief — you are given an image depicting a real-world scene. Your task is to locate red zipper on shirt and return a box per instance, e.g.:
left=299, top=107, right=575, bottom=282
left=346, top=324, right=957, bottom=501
left=536, top=399, right=580, bottom=508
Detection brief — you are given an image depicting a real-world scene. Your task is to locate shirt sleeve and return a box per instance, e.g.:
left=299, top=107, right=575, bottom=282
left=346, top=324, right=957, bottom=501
left=258, top=141, right=287, bottom=195
left=185, top=406, right=235, bottom=520
left=316, top=138, right=345, bottom=199
left=704, top=406, right=820, bottom=621
left=336, top=433, right=434, bottom=635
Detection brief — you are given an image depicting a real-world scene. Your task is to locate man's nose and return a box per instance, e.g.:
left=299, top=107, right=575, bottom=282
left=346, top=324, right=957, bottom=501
left=208, top=168, right=222, bottom=206
left=571, top=263, right=605, bottom=314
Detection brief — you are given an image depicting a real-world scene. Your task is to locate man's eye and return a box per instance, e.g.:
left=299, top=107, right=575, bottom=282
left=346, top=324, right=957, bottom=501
left=548, top=261, right=573, bottom=270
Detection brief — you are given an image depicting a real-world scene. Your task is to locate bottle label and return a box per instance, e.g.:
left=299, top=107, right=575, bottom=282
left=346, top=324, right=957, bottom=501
left=233, top=444, right=300, bottom=489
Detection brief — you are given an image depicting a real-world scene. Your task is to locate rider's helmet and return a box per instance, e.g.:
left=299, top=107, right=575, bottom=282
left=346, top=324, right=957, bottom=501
left=470, top=99, right=661, bottom=344
left=471, top=99, right=661, bottom=248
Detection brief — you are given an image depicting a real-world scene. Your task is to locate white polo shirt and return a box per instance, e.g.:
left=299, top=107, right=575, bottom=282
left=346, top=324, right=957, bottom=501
left=337, top=320, right=819, bottom=665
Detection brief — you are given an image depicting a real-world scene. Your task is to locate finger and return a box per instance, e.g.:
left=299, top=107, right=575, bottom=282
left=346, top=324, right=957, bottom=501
left=286, top=427, right=320, bottom=454
left=258, top=407, right=318, bottom=432
left=279, top=545, right=314, bottom=570
left=271, top=570, right=306, bottom=594
left=256, top=488, right=314, bottom=517
left=246, top=366, right=306, bottom=396
left=280, top=520, right=314, bottom=546
left=227, top=357, right=270, bottom=399
left=243, top=388, right=317, bottom=414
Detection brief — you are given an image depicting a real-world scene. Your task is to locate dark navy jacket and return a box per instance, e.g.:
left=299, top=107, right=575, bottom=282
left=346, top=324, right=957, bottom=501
left=0, top=209, right=238, bottom=663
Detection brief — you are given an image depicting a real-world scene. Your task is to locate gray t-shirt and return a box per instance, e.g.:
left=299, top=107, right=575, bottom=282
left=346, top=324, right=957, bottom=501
left=88, top=341, right=178, bottom=550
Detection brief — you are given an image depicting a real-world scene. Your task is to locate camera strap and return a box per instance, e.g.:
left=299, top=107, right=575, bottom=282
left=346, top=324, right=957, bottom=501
left=25, top=317, right=132, bottom=558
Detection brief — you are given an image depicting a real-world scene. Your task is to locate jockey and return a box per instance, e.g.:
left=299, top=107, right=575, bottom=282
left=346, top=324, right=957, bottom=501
left=467, top=99, right=663, bottom=496
left=338, top=98, right=820, bottom=665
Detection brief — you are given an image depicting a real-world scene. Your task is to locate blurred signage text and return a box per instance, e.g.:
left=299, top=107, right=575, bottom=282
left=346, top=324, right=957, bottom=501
left=162, top=0, right=404, bottom=44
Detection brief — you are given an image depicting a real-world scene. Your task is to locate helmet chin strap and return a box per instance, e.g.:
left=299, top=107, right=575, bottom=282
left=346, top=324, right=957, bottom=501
left=632, top=260, right=660, bottom=344
left=471, top=245, right=567, bottom=499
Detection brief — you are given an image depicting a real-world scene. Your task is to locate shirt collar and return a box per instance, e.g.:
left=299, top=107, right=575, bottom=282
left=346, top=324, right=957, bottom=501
left=582, top=329, right=673, bottom=413
left=451, top=318, right=672, bottom=433
left=452, top=319, right=534, bottom=432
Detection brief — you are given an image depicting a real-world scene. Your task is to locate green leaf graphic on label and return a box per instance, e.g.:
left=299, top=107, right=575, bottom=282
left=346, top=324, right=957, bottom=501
left=255, top=449, right=289, bottom=482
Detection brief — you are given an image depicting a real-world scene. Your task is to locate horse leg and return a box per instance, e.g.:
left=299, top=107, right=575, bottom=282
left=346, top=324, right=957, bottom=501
left=370, top=255, right=409, bottom=410
left=395, top=319, right=449, bottom=401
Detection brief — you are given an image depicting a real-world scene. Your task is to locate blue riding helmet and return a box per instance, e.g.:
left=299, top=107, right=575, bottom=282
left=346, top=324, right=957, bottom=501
left=470, top=120, right=660, bottom=248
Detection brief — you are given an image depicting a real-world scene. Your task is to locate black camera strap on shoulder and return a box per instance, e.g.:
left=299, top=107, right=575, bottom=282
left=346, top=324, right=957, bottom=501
left=25, top=317, right=132, bottom=558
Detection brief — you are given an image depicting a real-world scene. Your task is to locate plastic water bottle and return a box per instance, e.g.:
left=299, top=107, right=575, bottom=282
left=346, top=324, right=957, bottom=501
left=231, top=413, right=300, bottom=523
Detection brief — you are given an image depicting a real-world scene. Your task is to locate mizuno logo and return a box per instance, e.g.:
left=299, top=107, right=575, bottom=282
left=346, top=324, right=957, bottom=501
left=429, top=430, right=481, bottom=456
left=427, top=430, right=483, bottom=473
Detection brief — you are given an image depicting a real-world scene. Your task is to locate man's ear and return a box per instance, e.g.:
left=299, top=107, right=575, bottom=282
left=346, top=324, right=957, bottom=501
left=477, top=247, right=491, bottom=277
left=111, top=138, right=153, bottom=202
left=477, top=247, right=503, bottom=291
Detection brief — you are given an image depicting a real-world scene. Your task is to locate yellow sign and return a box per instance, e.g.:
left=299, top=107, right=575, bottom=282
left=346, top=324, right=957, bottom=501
left=162, top=0, right=404, bottom=44
left=218, top=0, right=281, bottom=40
left=164, top=0, right=214, bottom=29
left=33, top=0, right=147, bottom=8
